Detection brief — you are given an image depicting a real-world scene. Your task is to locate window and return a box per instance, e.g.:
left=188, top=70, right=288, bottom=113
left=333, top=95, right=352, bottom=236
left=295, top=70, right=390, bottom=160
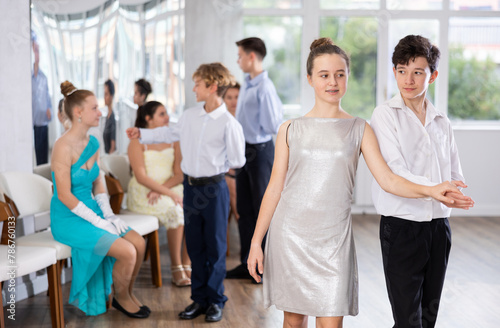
left=243, top=0, right=500, bottom=121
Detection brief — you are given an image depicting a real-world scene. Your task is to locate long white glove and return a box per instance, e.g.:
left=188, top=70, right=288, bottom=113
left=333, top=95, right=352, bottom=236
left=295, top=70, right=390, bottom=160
left=71, top=201, right=119, bottom=235
left=94, top=193, right=129, bottom=235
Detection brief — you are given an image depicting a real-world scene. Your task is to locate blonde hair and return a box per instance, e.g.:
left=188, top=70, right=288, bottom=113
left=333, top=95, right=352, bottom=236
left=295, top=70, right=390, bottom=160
left=60, top=81, right=94, bottom=122
left=192, top=63, right=235, bottom=97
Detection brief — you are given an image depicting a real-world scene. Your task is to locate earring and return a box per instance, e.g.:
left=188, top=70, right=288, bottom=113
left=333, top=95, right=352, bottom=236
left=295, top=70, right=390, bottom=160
left=78, top=116, right=82, bottom=123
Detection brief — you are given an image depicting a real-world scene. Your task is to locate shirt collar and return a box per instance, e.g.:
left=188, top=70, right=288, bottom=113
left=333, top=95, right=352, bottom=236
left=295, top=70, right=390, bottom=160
left=389, top=93, right=443, bottom=123
left=198, top=102, right=227, bottom=120
left=245, top=70, right=268, bottom=87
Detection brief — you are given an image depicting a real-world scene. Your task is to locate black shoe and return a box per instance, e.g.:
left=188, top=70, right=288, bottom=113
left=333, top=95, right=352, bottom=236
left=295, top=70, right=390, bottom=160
left=226, top=264, right=252, bottom=279
left=112, top=298, right=149, bottom=319
left=205, top=304, right=223, bottom=322
left=140, top=305, right=151, bottom=314
left=178, top=302, right=207, bottom=320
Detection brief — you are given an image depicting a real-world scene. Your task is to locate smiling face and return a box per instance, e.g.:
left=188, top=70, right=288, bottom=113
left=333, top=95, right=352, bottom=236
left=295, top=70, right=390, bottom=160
left=192, top=77, right=213, bottom=103
left=393, top=56, right=438, bottom=101
left=307, top=53, right=349, bottom=105
left=146, top=105, right=169, bottom=129
left=77, top=95, right=101, bottom=127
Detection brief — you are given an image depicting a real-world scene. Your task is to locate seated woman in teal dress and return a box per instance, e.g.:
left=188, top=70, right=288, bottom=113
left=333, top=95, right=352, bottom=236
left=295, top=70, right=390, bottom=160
left=50, top=81, right=149, bottom=318
left=127, top=101, right=191, bottom=287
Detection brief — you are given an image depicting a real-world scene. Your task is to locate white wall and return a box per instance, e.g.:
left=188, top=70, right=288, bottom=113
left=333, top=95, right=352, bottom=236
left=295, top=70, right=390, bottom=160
left=353, top=128, right=500, bottom=217
left=184, top=0, right=243, bottom=108
left=0, top=0, right=33, bottom=173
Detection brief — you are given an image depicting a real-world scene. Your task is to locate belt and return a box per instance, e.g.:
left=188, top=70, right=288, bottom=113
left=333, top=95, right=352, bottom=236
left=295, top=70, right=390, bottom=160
left=186, top=173, right=225, bottom=186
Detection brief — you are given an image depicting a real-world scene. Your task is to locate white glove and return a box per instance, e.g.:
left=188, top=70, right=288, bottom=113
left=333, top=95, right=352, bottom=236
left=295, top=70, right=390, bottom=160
left=71, top=201, right=119, bottom=235
left=94, top=193, right=129, bottom=235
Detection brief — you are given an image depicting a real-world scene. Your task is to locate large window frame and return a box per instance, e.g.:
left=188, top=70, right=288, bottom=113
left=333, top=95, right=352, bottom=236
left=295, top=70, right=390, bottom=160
left=243, top=0, right=500, bottom=125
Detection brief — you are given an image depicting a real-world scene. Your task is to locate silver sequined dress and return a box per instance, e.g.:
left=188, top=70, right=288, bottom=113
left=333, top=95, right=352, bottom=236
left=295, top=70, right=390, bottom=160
left=263, top=116, right=365, bottom=317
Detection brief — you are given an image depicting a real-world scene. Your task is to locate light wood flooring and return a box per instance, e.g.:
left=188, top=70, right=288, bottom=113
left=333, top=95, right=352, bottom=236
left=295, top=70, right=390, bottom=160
left=3, top=214, right=500, bottom=327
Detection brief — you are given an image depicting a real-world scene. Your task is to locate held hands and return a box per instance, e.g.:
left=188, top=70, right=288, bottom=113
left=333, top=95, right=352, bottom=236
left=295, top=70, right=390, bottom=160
left=247, top=243, right=264, bottom=283
left=441, top=180, right=475, bottom=210
left=126, top=127, right=141, bottom=139
left=429, top=181, right=474, bottom=210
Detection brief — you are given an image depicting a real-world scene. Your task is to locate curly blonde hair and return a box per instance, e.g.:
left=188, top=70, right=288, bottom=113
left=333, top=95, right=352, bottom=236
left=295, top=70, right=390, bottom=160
left=192, top=63, right=235, bottom=97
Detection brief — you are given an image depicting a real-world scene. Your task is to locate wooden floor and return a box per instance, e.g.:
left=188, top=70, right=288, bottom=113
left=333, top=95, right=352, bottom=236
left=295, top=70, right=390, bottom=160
left=3, top=214, right=500, bottom=327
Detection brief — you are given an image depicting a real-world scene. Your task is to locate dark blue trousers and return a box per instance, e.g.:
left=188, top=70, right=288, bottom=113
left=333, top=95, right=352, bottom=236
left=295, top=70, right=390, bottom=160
left=236, top=140, right=274, bottom=264
left=380, top=216, right=452, bottom=328
left=183, top=177, right=229, bottom=308
left=34, top=125, right=49, bottom=165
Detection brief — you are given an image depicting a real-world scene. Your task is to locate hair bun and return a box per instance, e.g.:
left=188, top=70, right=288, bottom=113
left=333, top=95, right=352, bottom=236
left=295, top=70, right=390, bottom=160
left=310, top=37, right=334, bottom=51
left=60, top=81, right=77, bottom=97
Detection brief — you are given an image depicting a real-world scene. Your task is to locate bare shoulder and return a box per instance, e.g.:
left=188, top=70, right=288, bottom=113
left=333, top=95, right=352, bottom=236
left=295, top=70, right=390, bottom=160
left=51, top=136, right=73, bottom=168
left=127, top=138, right=143, bottom=152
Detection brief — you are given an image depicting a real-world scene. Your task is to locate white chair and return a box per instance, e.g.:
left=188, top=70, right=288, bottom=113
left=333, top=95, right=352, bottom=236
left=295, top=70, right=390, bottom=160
left=0, top=172, right=70, bottom=326
left=104, top=174, right=162, bottom=287
left=33, top=163, right=52, bottom=181
left=100, top=154, right=132, bottom=193
left=0, top=196, right=63, bottom=328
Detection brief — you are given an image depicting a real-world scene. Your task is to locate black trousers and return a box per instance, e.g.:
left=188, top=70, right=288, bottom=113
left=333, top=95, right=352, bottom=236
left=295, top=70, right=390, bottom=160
left=236, top=140, right=274, bottom=264
left=34, top=125, right=49, bottom=165
left=380, top=215, right=452, bottom=328
left=183, top=177, right=229, bottom=308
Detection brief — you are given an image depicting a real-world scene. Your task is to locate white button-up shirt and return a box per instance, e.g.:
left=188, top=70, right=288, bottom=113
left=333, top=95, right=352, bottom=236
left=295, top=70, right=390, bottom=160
left=370, top=93, right=464, bottom=222
left=140, top=103, right=246, bottom=178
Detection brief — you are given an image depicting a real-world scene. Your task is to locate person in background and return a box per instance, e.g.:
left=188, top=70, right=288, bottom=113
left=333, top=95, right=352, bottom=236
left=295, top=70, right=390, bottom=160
left=103, top=79, right=116, bottom=154
left=226, top=37, right=283, bottom=282
left=51, top=81, right=149, bottom=319
left=127, top=63, right=246, bottom=323
left=133, top=79, right=152, bottom=108
left=223, top=82, right=241, bottom=223
left=127, top=100, right=191, bottom=287
left=32, top=36, right=52, bottom=165
left=371, top=34, right=473, bottom=328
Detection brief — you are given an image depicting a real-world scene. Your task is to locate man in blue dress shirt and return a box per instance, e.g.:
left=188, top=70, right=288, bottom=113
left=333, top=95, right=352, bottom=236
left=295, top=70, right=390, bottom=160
left=32, top=39, right=52, bottom=165
left=226, top=37, right=283, bottom=282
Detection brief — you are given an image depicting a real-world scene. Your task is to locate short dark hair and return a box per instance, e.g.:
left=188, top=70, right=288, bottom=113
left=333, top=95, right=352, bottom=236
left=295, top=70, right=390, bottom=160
left=135, top=78, right=152, bottom=99
left=392, top=35, right=440, bottom=73
left=104, top=79, right=115, bottom=97
left=236, top=37, right=267, bottom=60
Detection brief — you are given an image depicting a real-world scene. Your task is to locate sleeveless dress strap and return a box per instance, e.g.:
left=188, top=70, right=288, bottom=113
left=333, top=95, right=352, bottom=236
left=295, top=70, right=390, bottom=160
left=73, top=135, right=100, bottom=168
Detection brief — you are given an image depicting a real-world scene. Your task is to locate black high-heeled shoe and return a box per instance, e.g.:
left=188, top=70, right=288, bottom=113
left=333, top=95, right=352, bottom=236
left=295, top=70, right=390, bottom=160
left=112, top=298, right=149, bottom=319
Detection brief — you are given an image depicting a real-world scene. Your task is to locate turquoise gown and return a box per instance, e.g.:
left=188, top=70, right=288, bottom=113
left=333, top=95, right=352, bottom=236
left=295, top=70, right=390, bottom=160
left=50, top=135, right=130, bottom=316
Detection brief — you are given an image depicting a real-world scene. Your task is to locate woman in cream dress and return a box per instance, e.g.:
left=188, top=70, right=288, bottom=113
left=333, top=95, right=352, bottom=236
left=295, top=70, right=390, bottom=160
left=127, top=101, right=191, bottom=286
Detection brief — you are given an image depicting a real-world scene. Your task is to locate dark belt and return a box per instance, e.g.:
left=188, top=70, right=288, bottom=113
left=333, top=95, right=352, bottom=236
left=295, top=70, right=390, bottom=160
left=185, top=173, right=225, bottom=186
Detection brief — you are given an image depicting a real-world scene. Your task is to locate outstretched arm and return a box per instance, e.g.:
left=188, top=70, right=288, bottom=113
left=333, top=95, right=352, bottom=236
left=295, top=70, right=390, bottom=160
left=247, top=120, right=290, bottom=283
left=361, top=122, right=473, bottom=208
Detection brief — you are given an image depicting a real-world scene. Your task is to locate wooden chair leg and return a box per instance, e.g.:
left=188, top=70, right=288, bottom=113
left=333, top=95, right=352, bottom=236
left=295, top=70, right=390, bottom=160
left=143, top=236, right=151, bottom=262
left=147, top=230, right=162, bottom=287
left=47, top=263, right=64, bottom=328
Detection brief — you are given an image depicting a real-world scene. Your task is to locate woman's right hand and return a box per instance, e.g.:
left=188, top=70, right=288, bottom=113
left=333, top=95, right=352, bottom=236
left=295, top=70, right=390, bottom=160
left=147, top=190, right=161, bottom=205
left=170, top=193, right=183, bottom=207
left=247, top=243, right=264, bottom=283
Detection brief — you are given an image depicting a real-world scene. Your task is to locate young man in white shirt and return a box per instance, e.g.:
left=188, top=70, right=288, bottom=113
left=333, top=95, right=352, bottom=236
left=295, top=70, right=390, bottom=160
left=370, top=35, right=474, bottom=328
left=127, top=63, right=246, bottom=322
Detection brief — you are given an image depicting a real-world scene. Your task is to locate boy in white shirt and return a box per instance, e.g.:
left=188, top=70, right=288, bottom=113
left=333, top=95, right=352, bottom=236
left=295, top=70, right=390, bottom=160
left=371, top=35, right=474, bottom=328
left=127, top=63, right=246, bottom=322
